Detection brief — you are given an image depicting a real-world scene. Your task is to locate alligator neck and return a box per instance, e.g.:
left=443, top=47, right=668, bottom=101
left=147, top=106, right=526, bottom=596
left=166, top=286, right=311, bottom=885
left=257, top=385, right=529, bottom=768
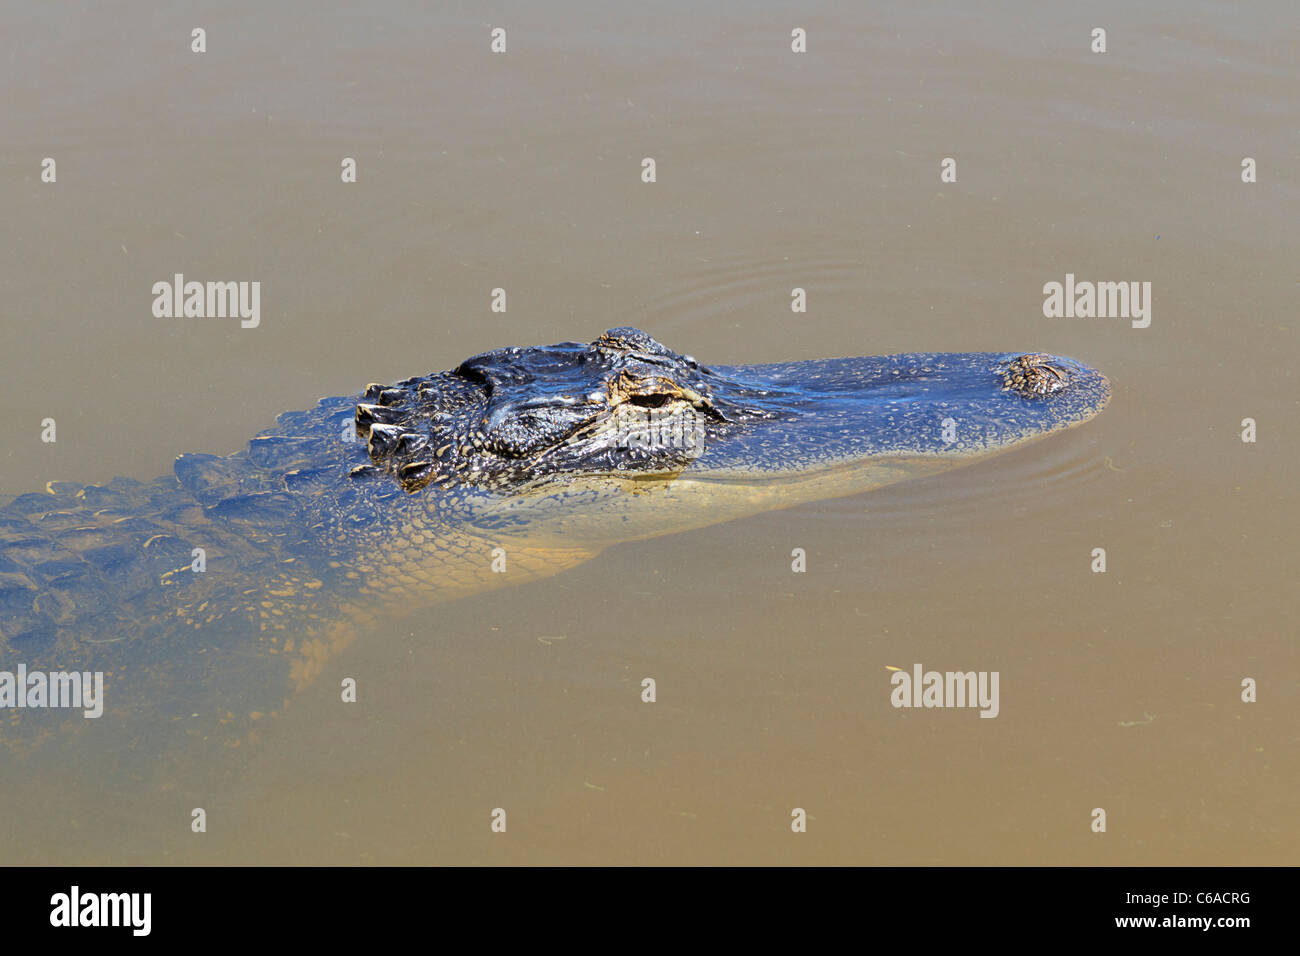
left=0, top=397, right=598, bottom=755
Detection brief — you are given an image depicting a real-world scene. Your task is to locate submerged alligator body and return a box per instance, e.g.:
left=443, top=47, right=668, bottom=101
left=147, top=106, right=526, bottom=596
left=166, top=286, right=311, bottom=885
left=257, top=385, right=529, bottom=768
left=0, top=328, right=1109, bottom=752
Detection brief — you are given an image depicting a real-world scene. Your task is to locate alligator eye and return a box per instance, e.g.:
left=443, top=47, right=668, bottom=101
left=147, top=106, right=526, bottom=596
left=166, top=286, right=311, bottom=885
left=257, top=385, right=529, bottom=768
left=1001, top=354, right=1072, bottom=398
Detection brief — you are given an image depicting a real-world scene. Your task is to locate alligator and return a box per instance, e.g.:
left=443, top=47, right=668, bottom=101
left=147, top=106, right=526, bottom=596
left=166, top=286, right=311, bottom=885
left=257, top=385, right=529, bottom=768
left=0, top=328, right=1109, bottom=756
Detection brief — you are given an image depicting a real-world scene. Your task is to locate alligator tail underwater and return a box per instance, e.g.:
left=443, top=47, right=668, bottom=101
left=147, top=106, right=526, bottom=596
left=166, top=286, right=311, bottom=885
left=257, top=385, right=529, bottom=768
left=0, top=328, right=1109, bottom=755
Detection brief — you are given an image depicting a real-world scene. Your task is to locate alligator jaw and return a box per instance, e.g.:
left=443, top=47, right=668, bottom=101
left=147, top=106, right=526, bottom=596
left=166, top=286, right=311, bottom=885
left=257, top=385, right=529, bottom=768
left=348, top=328, right=1109, bottom=506
left=352, top=330, right=1113, bottom=548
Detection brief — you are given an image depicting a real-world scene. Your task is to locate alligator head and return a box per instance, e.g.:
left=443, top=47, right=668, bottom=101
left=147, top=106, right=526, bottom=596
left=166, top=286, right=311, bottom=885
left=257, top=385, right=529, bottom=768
left=347, top=327, right=1110, bottom=543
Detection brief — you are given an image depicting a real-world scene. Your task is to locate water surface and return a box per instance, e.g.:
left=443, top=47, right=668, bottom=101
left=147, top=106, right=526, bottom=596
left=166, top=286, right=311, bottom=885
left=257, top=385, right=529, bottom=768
left=0, top=1, right=1294, bottom=864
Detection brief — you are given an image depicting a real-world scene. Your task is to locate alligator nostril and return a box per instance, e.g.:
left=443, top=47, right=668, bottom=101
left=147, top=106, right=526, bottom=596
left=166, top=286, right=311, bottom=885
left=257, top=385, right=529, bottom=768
left=1001, top=354, right=1072, bottom=398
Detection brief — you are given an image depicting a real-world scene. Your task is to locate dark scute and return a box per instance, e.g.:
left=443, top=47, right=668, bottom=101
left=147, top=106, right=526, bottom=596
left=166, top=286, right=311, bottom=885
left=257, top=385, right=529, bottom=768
left=0, top=570, right=39, bottom=599
left=596, top=327, right=674, bottom=358
left=31, top=556, right=84, bottom=579
left=367, top=423, right=403, bottom=457
left=174, top=453, right=265, bottom=508
left=74, top=485, right=123, bottom=507
left=396, top=432, right=427, bottom=455
left=485, top=410, right=584, bottom=457
left=5, top=493, right=63, bottom=516
left=0, top=536, right=66, bottom=566
left=53, top=526, right=119, bottom=551
left=106, top=476, right=147, bottom=493
left=32, top=587, right=76, bottom=624
left=355, top=403, right=400, bottom=428
left=282, top=467, right=335, bottom=491
left=78, top=542, right=145, bottom=573
left=247, top=435, right=320, bottom=469
left=43, top=481, right=85, bottom=501
left=7, top=621, right=58, bottom=649
left=206, top=491, right=299, bottom=525
left=45, top=564, right=94, bottom=588
left=0, top=513, right=34, bottom=534
left=397, top=461, right=435, bottom=489
left=140, top=534, right=197, bottom=563
left=454, top=357, right=500, bottom=390
left=277, top=396, right=354, bottom=432
left=0, top=575, right=42, bottom=640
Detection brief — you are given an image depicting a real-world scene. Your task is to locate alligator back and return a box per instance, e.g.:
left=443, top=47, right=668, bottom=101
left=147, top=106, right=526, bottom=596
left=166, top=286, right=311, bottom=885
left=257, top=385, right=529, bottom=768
left=0, top=389, right=597, bottom=764
left=0, top=396, right=367, bottom=756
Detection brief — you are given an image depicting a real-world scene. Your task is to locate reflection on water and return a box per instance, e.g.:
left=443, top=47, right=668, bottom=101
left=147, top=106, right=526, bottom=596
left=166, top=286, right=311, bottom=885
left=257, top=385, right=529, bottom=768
left=0, top=1, right=1295, bottom=865
left=629, top=250, right=872, bottom=342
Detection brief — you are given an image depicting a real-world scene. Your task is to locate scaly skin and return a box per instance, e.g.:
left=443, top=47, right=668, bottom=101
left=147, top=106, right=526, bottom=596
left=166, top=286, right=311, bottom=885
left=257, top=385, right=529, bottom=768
left=0, top=329, right=1110, bottom=756
left=0, top=409, right=596, bottom=753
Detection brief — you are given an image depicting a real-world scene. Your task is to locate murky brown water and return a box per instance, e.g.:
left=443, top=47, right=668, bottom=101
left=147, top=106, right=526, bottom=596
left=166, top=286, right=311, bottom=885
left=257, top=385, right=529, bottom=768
left=1, top=1, right=1295, bottom=864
